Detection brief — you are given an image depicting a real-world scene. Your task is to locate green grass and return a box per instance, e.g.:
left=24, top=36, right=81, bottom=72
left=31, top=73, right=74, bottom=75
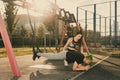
left=0, top=47, right=32, bottom=58
left=90, top=48, right=120, bottom=56
left=0, top=47, right=57, bottom=58
left=0, top=47, right=119, bottom=58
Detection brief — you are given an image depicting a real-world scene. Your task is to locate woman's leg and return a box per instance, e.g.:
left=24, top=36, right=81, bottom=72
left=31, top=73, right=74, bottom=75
left=37, top=50, right=67, bottom=60
left=72, top=61, right=90, bottom=71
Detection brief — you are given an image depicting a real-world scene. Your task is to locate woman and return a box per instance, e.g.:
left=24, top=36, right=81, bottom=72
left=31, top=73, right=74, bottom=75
left=63, top=31, right=92, bottom=71
left=63, top=30, right=89, bottom=54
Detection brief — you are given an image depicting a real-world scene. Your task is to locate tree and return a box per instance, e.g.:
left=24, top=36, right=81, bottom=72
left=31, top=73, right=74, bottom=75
left=2, top=0, right=19, bottom=40
left=37, top=25, right=45, bottom=38
left=42, top=14, right=56, bottom=46
left=20, top=25, right=28, bottom=38
left=37, top=25, right=45, bottom=46
left=20, top=25, right=28, bottom=46
left=42, top=14, right=55, bottom=37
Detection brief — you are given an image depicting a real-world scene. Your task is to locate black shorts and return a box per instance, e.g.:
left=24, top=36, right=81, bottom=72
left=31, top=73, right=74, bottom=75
left=66, top=50, right=84, bottom=64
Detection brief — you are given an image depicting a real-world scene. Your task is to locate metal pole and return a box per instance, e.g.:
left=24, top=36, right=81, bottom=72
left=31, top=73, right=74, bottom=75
left=0, top=14, right=20, bottom=76
left=109, top=0, right=112, bottom=46
left=58, top=21, right=69, bottom=52
left=99, top=15, right=101, bottom=43
left=114, top=0, right=117, bottom=48
left=105, top=17, right=107, bottom=47
left=85, top=10, right=87, bottom=40
left=93, top=4, right=96, bottom=47
left=54, top=0, right=58, bottom=49
left=76, top=7, right=79, bottom=22
left=44, top=34, right=46, bottom=47
left=54, top=17, right=58, bottom=49
left=55, top=0, right=56, bottom=4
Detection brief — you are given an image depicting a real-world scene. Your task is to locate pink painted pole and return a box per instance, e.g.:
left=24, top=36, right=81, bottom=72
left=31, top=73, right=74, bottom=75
left=0, top=14, right=20, bottom=76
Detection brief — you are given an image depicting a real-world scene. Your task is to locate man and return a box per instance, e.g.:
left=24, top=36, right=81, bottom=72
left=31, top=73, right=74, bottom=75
left=33, top=50, right=93, bottom=71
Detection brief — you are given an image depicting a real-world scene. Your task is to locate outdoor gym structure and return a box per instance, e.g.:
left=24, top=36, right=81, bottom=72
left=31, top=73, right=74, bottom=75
left=0, top=0, right=119, bottom=77
left=32, top=8, right=89, bottom=55
left=0, top=2, right=88, bottom=76
left=76, top=0, right=120, bottom=48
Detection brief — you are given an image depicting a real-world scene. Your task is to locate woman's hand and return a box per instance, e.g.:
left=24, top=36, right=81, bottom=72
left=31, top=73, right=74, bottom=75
left=63, top=38, right=73, bottom=50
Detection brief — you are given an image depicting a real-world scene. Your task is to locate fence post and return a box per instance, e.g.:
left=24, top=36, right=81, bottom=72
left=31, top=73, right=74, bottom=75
left=93, top=4, right=96, bottom=47
left=114, top=1, right=118, bottom=48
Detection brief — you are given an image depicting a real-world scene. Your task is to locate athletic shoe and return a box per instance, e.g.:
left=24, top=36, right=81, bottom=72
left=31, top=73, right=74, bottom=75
left=64, top=60, right=69, bottom=66
left=33, top=52, right=38, bottom=61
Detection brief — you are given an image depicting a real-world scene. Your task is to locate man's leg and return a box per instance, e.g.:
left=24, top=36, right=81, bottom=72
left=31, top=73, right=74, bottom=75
left=37, top=50, right=67, bottom=60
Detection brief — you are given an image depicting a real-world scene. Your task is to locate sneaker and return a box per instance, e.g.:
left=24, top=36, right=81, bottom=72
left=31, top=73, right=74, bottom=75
left=33, top=52, right=38, bottom=61
left=64, top=60, right=69, bottom=66
left=37, top=56, right=40, bottom=59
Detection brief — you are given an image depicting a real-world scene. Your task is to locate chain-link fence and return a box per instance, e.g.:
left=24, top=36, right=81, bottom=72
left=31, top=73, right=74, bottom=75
left=77, top=0, right=120, bottom=48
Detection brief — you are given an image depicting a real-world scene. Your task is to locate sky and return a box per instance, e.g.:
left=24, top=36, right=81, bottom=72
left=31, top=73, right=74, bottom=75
left=0, top=0, right=119, bottom=17
left=0, top=0, right=120, bottom=35
left=0, top=0, right=108, bottom=16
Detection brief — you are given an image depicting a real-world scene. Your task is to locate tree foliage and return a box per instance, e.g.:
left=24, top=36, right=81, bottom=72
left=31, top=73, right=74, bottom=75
left=42, top=14, right=55, bottom=35
left=3, top=0, right=19, bottom=37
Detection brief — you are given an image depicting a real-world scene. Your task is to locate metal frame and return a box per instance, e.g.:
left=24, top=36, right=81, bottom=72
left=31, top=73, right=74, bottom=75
left=76, top=0, right=119, bottom=47
left=0, top=13, right=20, bottom=77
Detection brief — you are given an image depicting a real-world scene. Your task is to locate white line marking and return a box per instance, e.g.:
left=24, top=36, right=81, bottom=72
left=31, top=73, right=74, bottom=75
left=69, top=56, right=110, bottom=80
left=29, top=64, right=56, bottom=69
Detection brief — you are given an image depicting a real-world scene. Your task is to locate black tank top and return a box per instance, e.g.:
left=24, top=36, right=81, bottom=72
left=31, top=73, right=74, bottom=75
left=68, top=38, right=79, bottom=51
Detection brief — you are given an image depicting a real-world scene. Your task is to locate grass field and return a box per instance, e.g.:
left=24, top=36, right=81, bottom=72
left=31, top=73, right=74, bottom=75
left=0, top=47, right=32, bottom=58
left=0, top=47, right=119, bottom=58
left=90, top=48, right=120, bottom=55
left=0, top=47, right=57, bottom=58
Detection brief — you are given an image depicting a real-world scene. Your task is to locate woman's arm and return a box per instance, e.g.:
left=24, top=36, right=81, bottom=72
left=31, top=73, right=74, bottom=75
left=67, top=47, right=77, bottom=51
left=63, top=38, right=72, bottom=50
left=72, top=61, right=90, bottom=71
